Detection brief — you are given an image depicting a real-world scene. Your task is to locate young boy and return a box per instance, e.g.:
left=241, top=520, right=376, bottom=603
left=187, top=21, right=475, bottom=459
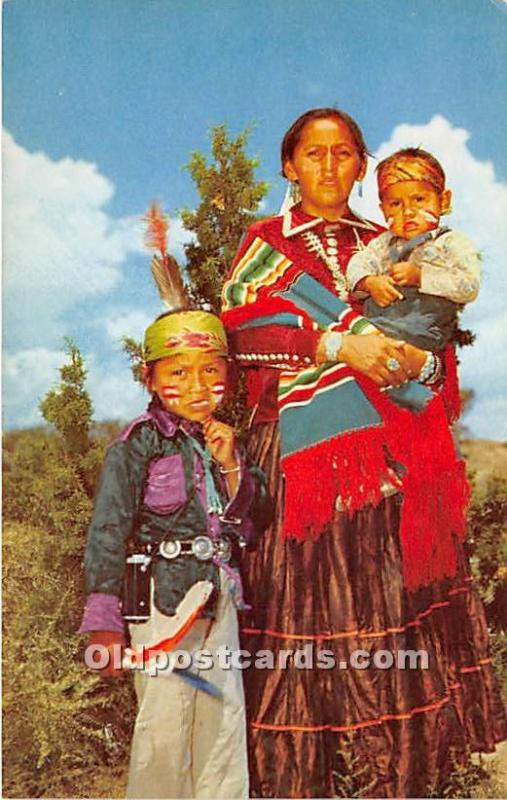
left=79, top=310, right=271, bottom=799
left=346, top=148, right=480, bottom=358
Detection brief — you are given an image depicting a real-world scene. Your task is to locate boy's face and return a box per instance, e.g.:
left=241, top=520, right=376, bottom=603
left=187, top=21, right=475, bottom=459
left=380, top=180, right=451, bottom=240
left=147, top=351, right=227, bottom=423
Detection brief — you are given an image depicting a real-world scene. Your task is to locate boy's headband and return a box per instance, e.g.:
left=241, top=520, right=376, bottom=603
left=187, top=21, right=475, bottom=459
left=144, top=311, right=228, bottom=363
left=378, top=156, right=445, bottom=195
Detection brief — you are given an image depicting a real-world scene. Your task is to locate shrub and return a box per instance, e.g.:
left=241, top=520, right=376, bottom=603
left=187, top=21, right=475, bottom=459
left=2, top=522, right=135, bottom=797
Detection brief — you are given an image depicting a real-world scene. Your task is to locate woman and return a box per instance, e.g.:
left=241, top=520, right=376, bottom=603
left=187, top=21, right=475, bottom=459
left=221, top=108, right=506, bottom=798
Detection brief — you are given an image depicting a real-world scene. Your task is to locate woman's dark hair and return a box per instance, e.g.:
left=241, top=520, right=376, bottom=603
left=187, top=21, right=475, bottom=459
left=280, top=107, right=369, bottom=177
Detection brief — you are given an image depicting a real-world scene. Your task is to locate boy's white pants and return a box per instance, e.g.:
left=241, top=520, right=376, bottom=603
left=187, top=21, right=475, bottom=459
left=126, top=571, right=248, bottom=799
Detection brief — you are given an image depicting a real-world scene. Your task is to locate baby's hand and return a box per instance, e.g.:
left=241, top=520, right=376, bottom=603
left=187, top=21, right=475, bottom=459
left=390, top=261, right=421, bottom=287
left=363, top=275, right=403, bottom=307
left=203, top=418, right=238, bottom=470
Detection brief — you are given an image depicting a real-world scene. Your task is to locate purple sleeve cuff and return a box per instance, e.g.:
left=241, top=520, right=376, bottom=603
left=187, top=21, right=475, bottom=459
left=78, top=592, right=125, bottom=634
left=222, top=455, right=257, bottom=544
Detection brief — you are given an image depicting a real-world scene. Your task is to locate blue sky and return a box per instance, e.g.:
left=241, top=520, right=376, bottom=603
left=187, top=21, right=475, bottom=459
left=3, top=0, right=507, bottom=438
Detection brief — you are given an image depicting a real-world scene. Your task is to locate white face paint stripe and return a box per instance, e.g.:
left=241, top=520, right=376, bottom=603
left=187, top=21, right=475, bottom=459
left=161, top=386, right=181, bottom=399
left=418, top=209, right=439, bottom=223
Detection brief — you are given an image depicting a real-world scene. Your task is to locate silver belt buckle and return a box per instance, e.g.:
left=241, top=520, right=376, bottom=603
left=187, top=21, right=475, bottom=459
left=159, top=540, right=182, bottom=560
left=192, top=536, right=214, bottom=561
left=216, top=537, right=232, bottom=563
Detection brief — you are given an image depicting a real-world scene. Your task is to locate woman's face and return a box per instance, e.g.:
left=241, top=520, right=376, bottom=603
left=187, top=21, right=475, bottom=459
left=283, top=117, right=366, bottom=221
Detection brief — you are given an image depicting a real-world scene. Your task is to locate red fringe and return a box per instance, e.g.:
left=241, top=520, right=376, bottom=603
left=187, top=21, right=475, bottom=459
left=281, top=426, right=387, bottom=542
left=281, top=379, right=470, bottom=592
left=441, top=345, right=462, bottom=423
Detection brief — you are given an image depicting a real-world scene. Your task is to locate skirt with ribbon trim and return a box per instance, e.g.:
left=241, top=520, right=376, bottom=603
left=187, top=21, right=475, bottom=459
left=239, top=422, right=506, bottom=799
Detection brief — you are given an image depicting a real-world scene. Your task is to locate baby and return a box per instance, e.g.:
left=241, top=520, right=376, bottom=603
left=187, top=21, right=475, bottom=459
left=347, top=147, right=480, bottom=356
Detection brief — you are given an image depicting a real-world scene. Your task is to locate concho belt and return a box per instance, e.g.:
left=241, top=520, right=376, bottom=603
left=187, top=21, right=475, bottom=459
left=158, top=535, right=232, bottom=563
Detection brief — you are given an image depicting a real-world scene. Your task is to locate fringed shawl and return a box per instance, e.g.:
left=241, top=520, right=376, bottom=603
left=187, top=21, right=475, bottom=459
left=222, top=211, right=469, bottom=590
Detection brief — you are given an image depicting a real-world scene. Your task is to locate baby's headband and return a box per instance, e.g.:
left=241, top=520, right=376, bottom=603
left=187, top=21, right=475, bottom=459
left=377, top=156, right=445, bottom=195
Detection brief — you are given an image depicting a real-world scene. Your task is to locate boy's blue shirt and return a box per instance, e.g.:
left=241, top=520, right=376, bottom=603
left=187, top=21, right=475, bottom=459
left=80, top=398, right=272, bottom=629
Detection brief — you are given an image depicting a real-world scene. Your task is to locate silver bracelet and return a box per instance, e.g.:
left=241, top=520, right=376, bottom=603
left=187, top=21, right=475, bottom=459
left=418, top=352, right=439, bottom=384
left=219, top=465, right=241, bottom=474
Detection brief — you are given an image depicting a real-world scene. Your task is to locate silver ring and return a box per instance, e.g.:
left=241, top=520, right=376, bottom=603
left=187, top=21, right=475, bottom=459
left=386, top=357, right=401, bottom=372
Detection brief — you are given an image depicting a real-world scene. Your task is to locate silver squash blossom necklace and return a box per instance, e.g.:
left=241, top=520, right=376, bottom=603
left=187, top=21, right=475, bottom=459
left=301, top=214, right=375, bottom=300
left=301, top=227, right=350, bottom=299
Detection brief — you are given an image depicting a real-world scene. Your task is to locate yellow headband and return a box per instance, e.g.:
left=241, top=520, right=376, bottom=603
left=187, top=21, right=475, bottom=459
left=144, top=311, right=228, bottom=363
left=378, top=156, right=445, bottom=195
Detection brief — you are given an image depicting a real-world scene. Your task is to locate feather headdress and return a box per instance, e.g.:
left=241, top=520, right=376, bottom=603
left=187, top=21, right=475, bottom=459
left=144, top=203, right=191, bottom=310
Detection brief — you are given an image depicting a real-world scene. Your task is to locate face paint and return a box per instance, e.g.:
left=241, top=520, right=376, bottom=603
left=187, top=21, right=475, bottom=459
left=160, top=386, right=181, bottom=406
left=161, top=386, right=181, bottom=400
left=211, top=382, right=225, bottom=405
left=418, top=208, right=439, bottom=224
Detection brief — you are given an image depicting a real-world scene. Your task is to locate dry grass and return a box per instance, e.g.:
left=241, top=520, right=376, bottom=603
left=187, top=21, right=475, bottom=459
left=462, top=438, right=507, bottom=495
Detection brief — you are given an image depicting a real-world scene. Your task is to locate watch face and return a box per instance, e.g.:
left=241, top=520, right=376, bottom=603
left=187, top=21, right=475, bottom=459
left=325, top=332, right=343, bottom=360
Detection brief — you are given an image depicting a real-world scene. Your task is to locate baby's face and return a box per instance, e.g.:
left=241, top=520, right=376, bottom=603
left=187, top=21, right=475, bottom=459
left=380, top=180, right=451, bottom=240
left=148, top=352, right=227, bottom=423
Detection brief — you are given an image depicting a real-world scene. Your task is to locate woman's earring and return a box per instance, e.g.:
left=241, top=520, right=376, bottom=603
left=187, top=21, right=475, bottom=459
left=280, top=181, right=301, bottom=214
left=357, top=181, right=363, bottom=199
left=290, top=181, right=301, bottom=205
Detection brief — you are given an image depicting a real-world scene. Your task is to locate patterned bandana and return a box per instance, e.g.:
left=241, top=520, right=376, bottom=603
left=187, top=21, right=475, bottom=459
left=377, top=156, right=445, bottom=195
left=144, top=311, right=228, bottom=363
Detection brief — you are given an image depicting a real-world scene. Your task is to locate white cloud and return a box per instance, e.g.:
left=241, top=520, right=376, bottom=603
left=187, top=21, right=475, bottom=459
left=353, top=116, right=507, bottom=441
left=86, top=357, right=147, bottom=423
left=2, top=129, right=146, bottom=350
left=2, top=131, right=157, bottom=428
left=105, top=309, right=155, bottom=344
left=2, top=132, right=197, bottom=430
left=166, top=216, right=196, bottom=261
left=2, top=347, right=65, bottom=427
left=2, top=345, right=148, bottom=429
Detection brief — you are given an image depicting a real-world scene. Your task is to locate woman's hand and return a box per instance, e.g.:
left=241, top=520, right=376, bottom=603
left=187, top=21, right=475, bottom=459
left=337, top=333, right=414, bottom=386
left=401, top=343, right=427, bottom=377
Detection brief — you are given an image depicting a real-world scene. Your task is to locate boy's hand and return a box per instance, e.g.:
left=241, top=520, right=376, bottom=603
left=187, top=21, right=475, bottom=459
left=390, top=261, right=421, bottom=286
left=85, top=631, right=125, bottom=679
left=203, top=418, right=238, bottom=470
left=361, top=275, right=403, bottom=307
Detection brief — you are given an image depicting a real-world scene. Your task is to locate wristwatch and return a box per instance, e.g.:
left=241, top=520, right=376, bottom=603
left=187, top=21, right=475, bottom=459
left=323, top=331, right=344, bottom=362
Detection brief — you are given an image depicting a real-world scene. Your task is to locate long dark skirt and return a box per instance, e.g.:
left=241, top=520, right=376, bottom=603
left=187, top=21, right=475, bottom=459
left=240, top=422, right=506, bottom=798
